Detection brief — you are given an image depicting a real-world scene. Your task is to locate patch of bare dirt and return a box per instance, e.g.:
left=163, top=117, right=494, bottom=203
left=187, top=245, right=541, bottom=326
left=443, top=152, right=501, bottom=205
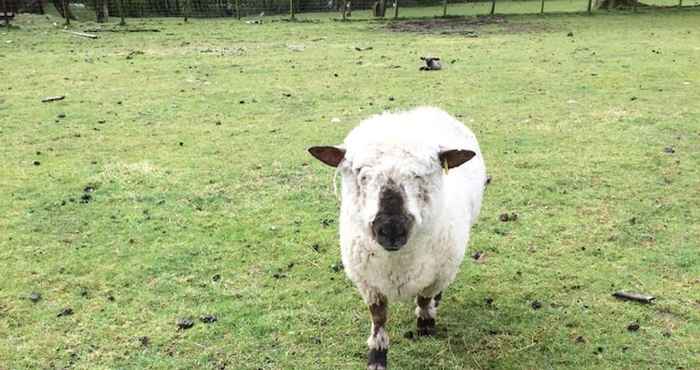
left=385, top=16, right=555, bottom=35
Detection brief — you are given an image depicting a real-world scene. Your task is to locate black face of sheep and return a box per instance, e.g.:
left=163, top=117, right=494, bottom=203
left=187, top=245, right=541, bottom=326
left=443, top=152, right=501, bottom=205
left=371, top=181, right=414, bottom=251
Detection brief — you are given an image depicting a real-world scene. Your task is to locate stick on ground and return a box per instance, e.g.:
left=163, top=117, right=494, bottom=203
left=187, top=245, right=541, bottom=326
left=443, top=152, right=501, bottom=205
left=42, top=96, right=65, bottom=102
left=612, top=291, right=655, bottom=303
left=62, top=30, right=99, bottom=39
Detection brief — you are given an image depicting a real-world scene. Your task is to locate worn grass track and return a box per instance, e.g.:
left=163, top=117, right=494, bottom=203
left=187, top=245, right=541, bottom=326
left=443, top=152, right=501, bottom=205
left=1, top=8, right=699, bottom=370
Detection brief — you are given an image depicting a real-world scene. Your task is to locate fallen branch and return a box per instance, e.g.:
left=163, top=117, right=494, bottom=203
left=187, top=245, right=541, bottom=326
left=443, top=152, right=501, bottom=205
left=612, top=291, right=655, bottom=304
left=84, top=28, right=161, bottom=33
left=42, top=96, right=65, bottom=103
left=62, top=30, right=98, bottom=39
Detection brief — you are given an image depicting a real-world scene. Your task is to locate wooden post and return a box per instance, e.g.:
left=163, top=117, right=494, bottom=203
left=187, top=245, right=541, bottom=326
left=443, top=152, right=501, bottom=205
left=2, top=0, right=8, bottom=29
left=442, top=0, right=447, bottom=17
left=540, top=0, right=544, bottom=13
left=183, top=0, right=189, bottom=22
left=394, top=0, right=399, bottom=18
left=63, top=0, right=70, bottom=25
left=490, top=0, right=495, bottom=15
left=118, top=0, right=126, bottom=25
left=235, top=0, right=240, bottom=19
left=290, top=0, right=295, bottom=19
left=587, top=0, right=592, bottom=13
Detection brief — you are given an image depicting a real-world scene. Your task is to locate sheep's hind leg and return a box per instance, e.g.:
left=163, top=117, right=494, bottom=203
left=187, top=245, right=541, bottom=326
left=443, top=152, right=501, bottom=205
left=416, top=292, right=441, bottom=337
left=367, top=293, right=389, bottom=370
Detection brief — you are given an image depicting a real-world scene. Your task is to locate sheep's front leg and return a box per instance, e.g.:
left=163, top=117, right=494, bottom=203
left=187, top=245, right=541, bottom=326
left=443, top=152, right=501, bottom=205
left=416, top=292, right=441, bottom=336
left=367, top=293, right=389, bottom=370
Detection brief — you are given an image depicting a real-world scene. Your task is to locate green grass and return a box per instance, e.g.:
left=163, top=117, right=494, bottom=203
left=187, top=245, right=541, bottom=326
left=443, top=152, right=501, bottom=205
left=1, top=6, right=699, bottom=370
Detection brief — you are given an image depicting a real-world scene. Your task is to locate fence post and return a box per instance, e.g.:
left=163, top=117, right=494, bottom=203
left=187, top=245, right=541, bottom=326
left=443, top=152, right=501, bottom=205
left=442, top=0, right=447, bottom=17
left=587, top=0, right=592, bottom=13
left=184, top=0, right=189, bottom=22
left=118, top=0, right=126, bottom=25
left=235, top=0, right=240, bottom=19
left=490, top=0, right=495, bottom=15
left=290, top=0, right=295, bottom=19
left=540, top=0, right=544, bottom=13
left=394, top=0, right=399, bottom=18
left=2, top=0, right=8, bottom=29
left=62, top=0, right=70, bottom=25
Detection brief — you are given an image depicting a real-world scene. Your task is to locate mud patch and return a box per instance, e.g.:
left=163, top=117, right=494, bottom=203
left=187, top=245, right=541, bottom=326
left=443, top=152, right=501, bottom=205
left=385, top=16, right=554, bottom=35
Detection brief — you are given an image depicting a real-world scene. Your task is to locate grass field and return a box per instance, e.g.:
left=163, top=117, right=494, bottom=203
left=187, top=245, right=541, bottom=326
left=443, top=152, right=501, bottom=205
left=1, top=6, right=700, bottom=370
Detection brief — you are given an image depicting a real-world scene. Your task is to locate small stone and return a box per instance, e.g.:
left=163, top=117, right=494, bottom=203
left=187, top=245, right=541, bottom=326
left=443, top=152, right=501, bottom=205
left=139, top=336, right=150, bottom=346
left=311, top=336, right=322, bottom=344
left=499, top=213, right=510, bottom=222
left=663, top=146, right=675, bottom=154
left=212, top=274, right=221, bottom=282
left=531, top=300, right=542, bottom=310
left=575, top=335, right=586, bottom=343
left=176, top=318, right=194, bottom=330
left=627, top=322, right=640, bottom=332
left=29, top=292, right=42, bottom=302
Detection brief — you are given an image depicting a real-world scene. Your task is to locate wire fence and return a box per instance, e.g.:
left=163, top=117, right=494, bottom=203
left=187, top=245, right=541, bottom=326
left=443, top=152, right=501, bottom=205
left=2, top=0, right=698, bottom=26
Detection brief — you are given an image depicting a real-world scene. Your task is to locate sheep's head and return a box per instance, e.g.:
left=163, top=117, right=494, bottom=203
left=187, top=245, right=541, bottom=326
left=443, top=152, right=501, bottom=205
left=309, top=145, right=475, bottom=252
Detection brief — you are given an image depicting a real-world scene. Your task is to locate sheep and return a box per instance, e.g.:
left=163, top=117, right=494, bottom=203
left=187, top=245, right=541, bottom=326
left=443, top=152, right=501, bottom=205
left=308, top=107, right=487, bottom=370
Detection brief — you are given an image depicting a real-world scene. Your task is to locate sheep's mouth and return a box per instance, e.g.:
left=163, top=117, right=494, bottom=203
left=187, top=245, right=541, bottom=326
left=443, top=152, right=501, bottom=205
left=371, top=214, right=413, bottom=252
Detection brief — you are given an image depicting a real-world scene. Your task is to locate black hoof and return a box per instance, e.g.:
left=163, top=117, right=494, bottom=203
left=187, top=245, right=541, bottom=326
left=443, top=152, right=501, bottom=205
left=417, top=317, right=436, bottom=336
left=368, top=348, right=387, bottom=370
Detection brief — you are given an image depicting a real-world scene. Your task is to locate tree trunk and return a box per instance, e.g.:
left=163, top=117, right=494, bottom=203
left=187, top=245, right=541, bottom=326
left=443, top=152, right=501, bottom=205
left=118, top=0, right=126, bottom=25
left=62, top=0, right=70, bottom=24
left=394, top=0, right=399, bottom=18
left=442, top=0, right=447, bottom=17
left=52, top=0, right=73, bottom=19
left=489, top=0, right=495, bottom=15
left=96, top=0, right=109, bottom=22
left=373, top=0, right=385, bottom=17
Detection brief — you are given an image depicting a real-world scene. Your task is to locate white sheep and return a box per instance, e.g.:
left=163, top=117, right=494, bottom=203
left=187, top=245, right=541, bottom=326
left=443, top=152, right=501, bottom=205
left=309, top=107, right=487, bottom=370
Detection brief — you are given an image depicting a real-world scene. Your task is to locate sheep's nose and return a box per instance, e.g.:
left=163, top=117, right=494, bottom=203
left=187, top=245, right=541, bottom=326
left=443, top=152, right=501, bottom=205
left=372, top=218, right=408, bottom=251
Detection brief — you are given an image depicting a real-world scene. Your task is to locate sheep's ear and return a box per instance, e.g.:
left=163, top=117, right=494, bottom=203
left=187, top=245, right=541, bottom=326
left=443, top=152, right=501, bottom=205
left=438, top=149, right=476, bottom=169
left=308, top=146, right=346, bottom=168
